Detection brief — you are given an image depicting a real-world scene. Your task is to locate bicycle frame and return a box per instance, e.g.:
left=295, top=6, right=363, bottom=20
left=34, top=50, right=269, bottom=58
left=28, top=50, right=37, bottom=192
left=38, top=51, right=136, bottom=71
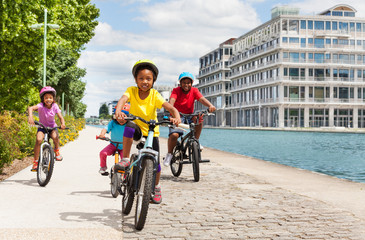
left=122, top=114, right=172, bottom=230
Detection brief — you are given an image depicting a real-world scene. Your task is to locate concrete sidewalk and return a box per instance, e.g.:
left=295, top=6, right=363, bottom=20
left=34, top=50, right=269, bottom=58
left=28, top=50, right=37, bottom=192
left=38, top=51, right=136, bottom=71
left=1, top=126, right=365, bottom=239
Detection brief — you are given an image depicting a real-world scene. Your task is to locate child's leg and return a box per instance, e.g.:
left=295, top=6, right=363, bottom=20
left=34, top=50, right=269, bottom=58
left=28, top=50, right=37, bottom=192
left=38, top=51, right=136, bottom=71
left=50, top=129, right=60, bottom=150
left=100, top=143, right=116, bottom=168
left=31, top=131, right=44, bottom=171
left=122, top=136, right=133, bottom=158
left=34, top=131, right=45, bottom=161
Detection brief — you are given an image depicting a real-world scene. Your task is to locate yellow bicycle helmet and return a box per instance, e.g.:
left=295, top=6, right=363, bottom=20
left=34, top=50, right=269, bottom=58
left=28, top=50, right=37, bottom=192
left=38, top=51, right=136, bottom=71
left=132, top=59, right=159, bottom=81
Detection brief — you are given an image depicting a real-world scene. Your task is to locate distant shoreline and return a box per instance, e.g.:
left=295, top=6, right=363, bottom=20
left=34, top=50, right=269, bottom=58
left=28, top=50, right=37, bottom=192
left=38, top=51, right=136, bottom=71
left=86, top=124, right=365, bottom=134
left=205, top=126, right=365, bottom=134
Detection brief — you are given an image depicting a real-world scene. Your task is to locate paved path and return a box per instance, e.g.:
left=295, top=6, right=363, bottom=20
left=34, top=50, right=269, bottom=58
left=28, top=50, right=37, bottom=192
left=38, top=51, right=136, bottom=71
left=1, top=126, right=365, bottom=239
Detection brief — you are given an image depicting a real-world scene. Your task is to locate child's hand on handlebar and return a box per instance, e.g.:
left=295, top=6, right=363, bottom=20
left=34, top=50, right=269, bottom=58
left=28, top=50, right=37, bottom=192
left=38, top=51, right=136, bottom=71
left=169, top=117, right=181, bottom=126
left=208, top=105, right=216, bottom=113
left=28, top=116, right=35, bottom=126
left=60, top=124, right=66, bottom=129
left=115, top=111, right=127, bottom=120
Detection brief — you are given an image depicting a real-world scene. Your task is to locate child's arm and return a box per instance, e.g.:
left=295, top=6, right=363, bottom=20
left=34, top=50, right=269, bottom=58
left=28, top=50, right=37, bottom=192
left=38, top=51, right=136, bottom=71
left=98, top=128, right=107, bottom=138
left=162, top=102, right=181, bottom=125
left=115, top=95, right=129, bottom=119
left=56, top=112, right=66, bottom=129
left=28, top=105, right=39, bottom=125
left=198, top=97, right=216, bottom=113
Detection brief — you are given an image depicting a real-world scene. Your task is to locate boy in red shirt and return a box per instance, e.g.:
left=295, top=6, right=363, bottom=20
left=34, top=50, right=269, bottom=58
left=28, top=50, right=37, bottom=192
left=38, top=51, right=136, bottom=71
left=163, top=72, right=216, bottom=166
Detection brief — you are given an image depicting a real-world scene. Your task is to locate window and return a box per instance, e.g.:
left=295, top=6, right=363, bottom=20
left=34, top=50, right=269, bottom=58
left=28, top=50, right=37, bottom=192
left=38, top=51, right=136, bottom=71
left=350, top=22, right=355, bottom=32
left=339, top=87, right=348, bottom=98
left=282, top=37, right=288, bottom=43
left=326, top=39, right=331, bottom=45
left=308, top=21, right=313, bottom=29
left=289, top=68, right=299, bottom=77
left=339, top=22, right=348, bottom=32
left=289, top=37, right=299, bottom=43
left=315, top=21, right=324, bottom=30
left=314, top=38, right=324, bottom=48
left=332, top=21, right=338, bottom=30
left=290, top=52, right=299, bottom=62
left=332, top=11, right=343, bottom=16
left=300, top=20, right=306, bottom=29
left=326, top=21, right=331, bottom=30
left=357, top=23, right=362, bottom=32
left=314, top=53, right=324, bottom=63
left=301, top=38, right=306, bottom=47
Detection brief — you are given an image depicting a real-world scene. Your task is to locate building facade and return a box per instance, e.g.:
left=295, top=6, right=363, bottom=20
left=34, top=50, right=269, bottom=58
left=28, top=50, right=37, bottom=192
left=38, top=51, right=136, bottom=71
left=196, top=4, right=365, bottom=128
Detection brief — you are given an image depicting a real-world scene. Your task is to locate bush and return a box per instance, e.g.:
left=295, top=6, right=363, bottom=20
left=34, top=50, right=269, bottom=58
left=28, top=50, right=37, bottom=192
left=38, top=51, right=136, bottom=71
left=0, top=111, right=36, bottom=173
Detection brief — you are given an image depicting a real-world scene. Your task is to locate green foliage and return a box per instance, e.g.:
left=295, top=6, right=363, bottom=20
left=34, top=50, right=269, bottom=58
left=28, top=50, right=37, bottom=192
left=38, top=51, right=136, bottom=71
left=0, top=0, right=99, bottom=116
left=0, top=111, right=36, bottom=173
left=99, top=103, right=109, bottom=119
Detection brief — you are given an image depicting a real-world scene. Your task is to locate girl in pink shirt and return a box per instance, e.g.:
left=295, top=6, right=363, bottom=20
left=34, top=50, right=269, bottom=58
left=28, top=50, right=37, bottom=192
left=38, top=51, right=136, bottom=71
left=28, top=86, right=66, bottom=171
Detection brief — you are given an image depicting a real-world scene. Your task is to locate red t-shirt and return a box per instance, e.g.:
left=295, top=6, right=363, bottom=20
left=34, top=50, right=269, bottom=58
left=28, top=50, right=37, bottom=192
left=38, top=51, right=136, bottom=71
left=170, top=87, right=203, bottom=114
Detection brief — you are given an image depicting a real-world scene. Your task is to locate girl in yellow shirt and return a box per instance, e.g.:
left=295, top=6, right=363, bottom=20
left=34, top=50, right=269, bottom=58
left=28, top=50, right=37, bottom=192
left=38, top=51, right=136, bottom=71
left=115, top=59, right=180, bottom=204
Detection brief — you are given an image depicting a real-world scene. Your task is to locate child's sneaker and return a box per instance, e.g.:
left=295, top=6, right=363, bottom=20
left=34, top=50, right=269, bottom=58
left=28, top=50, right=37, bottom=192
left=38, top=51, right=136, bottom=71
left=118, top=158, right=130, bottom=168
left=31, top=161, right=38, bottom=172
left=151, top=186, right=162, bottom=204
left=163, top=153, right=172, bottom=167
left=55, top=149, right=63, bottom=161
left=99, top=167, right=108, bottom=176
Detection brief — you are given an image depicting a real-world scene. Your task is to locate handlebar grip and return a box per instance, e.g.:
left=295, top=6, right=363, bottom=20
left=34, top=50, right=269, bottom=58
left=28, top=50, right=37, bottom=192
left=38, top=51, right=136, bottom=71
left=178, top=123, right=189, bottom=129
left=96, top=135, right=99, bottom=140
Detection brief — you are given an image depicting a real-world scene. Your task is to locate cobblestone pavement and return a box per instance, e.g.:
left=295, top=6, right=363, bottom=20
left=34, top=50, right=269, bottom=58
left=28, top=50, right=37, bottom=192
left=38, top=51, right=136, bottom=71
left=123, top=146, right=365, bottom=239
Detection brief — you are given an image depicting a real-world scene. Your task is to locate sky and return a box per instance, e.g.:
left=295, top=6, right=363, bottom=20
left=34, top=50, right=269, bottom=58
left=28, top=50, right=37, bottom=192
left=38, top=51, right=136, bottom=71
left=78, top=0, right=365, bottom=117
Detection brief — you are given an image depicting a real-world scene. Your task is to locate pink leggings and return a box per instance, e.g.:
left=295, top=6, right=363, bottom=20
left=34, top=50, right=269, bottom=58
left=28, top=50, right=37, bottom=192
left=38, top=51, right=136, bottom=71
left=99, top=143, right=123, bottom=168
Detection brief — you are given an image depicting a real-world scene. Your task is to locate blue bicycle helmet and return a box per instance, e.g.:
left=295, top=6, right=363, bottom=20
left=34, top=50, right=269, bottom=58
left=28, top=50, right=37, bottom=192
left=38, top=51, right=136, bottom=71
left=178, top=72, right=194, bottom=84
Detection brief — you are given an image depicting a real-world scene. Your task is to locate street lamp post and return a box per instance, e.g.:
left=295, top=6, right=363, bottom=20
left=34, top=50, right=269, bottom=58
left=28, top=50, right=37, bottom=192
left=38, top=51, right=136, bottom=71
left=30, top=9, right=59, bottom=87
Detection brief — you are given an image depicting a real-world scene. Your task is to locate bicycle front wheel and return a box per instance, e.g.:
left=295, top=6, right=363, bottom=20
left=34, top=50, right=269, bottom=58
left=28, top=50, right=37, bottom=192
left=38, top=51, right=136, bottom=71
left=170, top=143, right=183, bottom=177
left=191, top=141, right=200, bottom=182
left=37, top=144, right=55, bottom=187
left=135, top=157, right=154, bottom=230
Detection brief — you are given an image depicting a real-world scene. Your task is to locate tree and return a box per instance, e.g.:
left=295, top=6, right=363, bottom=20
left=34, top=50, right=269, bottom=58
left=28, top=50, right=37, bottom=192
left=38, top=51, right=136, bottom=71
left=99, top=104, right=109, bottom=119
left=0, top=0, right=99, bottom=115
left=33, top=45, right=87, bottom=118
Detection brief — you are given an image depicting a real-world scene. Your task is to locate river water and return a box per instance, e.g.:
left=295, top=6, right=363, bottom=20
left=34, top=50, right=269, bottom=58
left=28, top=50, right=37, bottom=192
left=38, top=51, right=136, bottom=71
left=91, top=125, right=365, bottom=183
left=159, top=127, right=365, bottom=183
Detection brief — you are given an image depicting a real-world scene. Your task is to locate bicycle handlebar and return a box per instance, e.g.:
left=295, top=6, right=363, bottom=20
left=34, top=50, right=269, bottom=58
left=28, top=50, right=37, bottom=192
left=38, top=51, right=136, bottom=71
left=96, top=135, right=123, bottom=144
left=34, top=121, right=69, bottom=130
left=180, top=109, right=214, bottom=118
left=124, top=114, right=173, bottom=127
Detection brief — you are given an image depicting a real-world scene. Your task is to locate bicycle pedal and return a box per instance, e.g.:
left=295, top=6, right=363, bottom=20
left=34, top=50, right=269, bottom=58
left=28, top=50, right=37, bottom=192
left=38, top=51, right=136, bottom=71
left=101, top=172, right=109, bottom=176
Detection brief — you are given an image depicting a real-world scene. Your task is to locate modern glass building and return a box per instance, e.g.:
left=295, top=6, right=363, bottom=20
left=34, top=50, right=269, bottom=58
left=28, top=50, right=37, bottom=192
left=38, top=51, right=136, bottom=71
left=196, top=4, right=365, bottom=128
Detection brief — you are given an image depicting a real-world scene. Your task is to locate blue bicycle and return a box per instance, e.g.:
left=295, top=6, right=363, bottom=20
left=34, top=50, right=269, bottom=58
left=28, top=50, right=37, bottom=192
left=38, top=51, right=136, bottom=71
left=119, top=114, right=172, bottom=230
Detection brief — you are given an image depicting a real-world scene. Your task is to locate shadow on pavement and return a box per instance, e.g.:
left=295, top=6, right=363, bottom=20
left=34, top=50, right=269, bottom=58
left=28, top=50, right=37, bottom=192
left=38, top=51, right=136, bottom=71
left=59, top=209, right=122, bottom=231
left=1, top=178, right=39, bottom=187
left=69, top=190, right=113, bottom=198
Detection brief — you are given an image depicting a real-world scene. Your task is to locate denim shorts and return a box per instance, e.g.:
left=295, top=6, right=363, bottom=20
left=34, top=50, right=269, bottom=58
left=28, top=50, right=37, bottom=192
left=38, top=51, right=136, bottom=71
left=37, top=127, right=58, bottom=135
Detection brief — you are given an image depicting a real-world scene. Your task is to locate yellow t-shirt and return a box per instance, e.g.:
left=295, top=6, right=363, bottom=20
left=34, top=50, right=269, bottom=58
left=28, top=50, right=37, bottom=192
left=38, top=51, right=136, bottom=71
left=124, top=86, right=165, bottom=137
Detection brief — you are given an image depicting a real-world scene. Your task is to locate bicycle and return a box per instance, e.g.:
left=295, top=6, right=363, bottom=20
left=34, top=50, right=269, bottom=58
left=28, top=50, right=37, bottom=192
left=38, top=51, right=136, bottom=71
left=169, top=109, right=214, bottom=182
left=34, top=121, right=68, bottom=187
left=95, top=136, right=124, bottom=198
left=119, top=114, right=172, bottom=230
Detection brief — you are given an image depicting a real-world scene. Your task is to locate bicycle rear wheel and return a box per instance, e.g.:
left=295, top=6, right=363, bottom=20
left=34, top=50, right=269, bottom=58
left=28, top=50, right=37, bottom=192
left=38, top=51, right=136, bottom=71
left=170, top=142, right=183, bottom=177
left=37, top=144, right=55, bottom=187
left=111, top=171, right=121, bottom=198
left=135, top=157, right=154, bottom=230
left=122, top=171, right=134, bottom=215
left=191, top=141, right=200, bottom=182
